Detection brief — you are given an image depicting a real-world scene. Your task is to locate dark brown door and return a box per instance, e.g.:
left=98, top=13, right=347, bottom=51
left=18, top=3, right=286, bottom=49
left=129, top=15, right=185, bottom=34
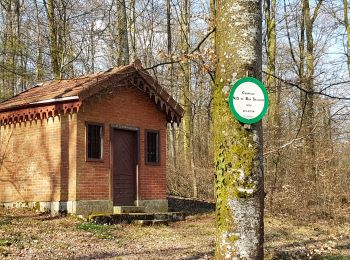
left=112, top=129, right=138, bottom=206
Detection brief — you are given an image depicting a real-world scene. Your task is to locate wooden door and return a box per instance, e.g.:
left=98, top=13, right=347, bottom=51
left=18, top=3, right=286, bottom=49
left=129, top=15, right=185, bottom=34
left=112, top=129, right=138, bottom=206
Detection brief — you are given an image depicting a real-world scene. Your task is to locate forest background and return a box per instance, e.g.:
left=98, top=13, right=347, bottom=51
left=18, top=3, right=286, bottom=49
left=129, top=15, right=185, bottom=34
left=0, top=0, right=349, bottom=220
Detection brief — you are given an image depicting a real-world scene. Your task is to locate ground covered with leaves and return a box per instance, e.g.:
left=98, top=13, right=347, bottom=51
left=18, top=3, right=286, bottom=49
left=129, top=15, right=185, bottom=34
left=0, top=208, right=349, bottom=259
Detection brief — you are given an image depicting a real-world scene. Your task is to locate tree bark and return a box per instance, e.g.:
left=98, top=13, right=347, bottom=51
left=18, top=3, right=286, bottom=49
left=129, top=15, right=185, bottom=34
left=303, top=0, right=317, bottom=183
left=33, top=0, right=44, bottom=81
left=344, top=0, right=350, bottom=77
left=265, top=0, right=279, bottom=127
left=166, top=0, right=177, bottom=168
left=179, top=0, right=197, bottom=198
left=214, top=0, right=264, bottom=258
left=45, top=0, right=61, bottom=79
left=116, top=0, right=129, bottom=65
left=129, top=0, right=136, bottom=60
left=1, top=0, right=16, bottom=98
left=264, top=0, right=280, bottom=212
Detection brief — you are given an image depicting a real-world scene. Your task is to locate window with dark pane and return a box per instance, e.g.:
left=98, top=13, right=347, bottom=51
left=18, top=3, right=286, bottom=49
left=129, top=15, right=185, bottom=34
left=87, top=124, right=102, bottom=160
left=146, top=131, right=159, bottom=164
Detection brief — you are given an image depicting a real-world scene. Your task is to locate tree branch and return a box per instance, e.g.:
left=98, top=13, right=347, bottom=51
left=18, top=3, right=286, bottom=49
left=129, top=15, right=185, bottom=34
left=145, top=27, right=216, bottom=71
left=190, top=27, right=216, bottom=54
left=264, top=137, right=304, bottom=156
left=262, top=71, right=350, bottom=100
left=283, top=0, right=298, bottom=68
left=311, top=0, right=324, bottom=25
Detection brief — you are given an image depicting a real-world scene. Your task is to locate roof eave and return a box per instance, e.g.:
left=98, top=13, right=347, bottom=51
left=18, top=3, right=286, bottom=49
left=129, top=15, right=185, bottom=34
left=133, top=60, right=184, bottom=119
left=0, top=97, right=81, bottom=114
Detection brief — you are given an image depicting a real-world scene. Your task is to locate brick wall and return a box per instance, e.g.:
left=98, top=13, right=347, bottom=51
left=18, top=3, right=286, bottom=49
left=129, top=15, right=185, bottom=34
left=0, top=85, right=167, bottom=205
left=77, top=86, right=167, bottom=202
left=0, top=114, right=77, bottom=203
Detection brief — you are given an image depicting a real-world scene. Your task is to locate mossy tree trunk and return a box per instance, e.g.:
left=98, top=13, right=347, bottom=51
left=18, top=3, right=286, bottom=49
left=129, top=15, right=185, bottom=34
left=214, top=0, right=264, bottom=258
left=14, top=0, right=25, bottom=92
left=166, top=0, right=178, bottom=168
left=33, top=0, right=44, bottom=81
left=264, top=0, right=280, bottom=212
left=45, top=0, right=61, bottom=79
left=129, top=0, right=136, bottom=60
left=1, top=0, right=20, bottom=98
left=179, top=0, right=197, bottom=198
left=117, top=0, right=130, bottom=66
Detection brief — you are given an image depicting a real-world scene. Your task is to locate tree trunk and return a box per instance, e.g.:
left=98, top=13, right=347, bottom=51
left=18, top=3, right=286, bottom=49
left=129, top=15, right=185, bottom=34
left=89, top=21, right=95, bottom=73
left=167, top=0, right=173, bottom=88
left=45, top=0, right=61, bottom=79
left=116, top=0, right=129, bottom=65
left=1, top=0, right=16, bottom=98
left=264, top=0, right=280, bottom=212
left=214, top=0, right=264, bottom=258
left=303, top=0, right=316, bottom=185
left=14, top=0, right=25, bottom=93
left=179, top=0, right=196, bottom=198
left=299, top=1, right=306, bottom=128
left=33, top=0, right=44, bottom=81
left=59, top=1, right=73, bottom=79
left=129, top=0, right=136, bottom=60
left=344, top=0, right=350, bottom=77
left=210, top=0, right=216, bottom=55
left=265, top=0, right=279, bottom=129
left=166, top=0, right=177, bottom=168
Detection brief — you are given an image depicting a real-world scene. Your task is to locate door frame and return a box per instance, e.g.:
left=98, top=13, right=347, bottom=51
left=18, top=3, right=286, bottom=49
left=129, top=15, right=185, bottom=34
left=109, top=124, right=140, bottom=205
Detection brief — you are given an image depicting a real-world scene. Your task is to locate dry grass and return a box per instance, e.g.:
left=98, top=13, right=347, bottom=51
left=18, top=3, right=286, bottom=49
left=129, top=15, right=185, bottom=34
left=265, top=214, right=350, bottom=259
left=0, top=208, right=214, bottom=260
left=0, top=208, right=350, bottom=259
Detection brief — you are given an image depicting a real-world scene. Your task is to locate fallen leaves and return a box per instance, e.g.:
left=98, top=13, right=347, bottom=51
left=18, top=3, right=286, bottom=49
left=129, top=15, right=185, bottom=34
left=0, top=208, right=350, bottom=259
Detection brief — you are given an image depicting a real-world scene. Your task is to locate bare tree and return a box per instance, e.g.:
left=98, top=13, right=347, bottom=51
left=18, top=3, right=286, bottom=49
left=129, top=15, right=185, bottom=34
left=343, top=0, right=350, bottom=76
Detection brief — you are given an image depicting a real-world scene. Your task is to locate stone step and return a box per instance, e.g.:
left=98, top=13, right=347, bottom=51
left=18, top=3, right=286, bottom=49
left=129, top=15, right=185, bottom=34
left=113, top=206, right=145, bottom=214
left=89, top=212, right=185, bottom=225
left=89, top=213, right=155, bottom=225
left=154, top=212, right=186, bottom=222
left=133, top=219, right=169, bottom=226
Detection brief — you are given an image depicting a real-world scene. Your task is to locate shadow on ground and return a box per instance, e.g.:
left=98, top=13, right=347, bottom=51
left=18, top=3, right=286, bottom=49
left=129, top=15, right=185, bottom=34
left=168, top=195, right=215, bottom=215
left=271, top=249, right=350, bottom=260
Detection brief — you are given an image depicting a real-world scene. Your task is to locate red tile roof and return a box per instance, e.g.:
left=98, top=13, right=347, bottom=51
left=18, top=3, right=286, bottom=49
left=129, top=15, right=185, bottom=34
left=0, top=60, right=183, bottom=124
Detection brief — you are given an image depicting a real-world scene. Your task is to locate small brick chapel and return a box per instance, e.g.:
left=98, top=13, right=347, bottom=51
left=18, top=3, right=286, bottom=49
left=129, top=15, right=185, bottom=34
left=0, top=60, right=183, bottom=215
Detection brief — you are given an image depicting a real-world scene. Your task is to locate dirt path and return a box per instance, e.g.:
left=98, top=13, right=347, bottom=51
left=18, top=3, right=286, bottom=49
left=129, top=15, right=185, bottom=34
left=0, top=208, right=349, bottom=259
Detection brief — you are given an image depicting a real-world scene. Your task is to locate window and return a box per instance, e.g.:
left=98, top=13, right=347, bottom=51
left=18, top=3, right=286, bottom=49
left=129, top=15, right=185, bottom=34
left=145, top=130, right=160, bottom=164
left=86, top=123, right=103, bottom=160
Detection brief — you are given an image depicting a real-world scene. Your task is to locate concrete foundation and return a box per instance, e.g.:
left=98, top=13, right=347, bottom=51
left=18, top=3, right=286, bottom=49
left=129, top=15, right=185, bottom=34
left=74, top=200, right=113, bottom=216
left=0, top=200, right=113, bottom=216
left=0, top=199, right=167, bottom=215
left=138, top=199, right=168, bottom=213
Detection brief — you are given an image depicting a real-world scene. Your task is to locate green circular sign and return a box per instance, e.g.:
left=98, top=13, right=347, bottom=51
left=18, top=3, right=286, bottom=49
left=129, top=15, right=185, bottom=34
left=228, top=77, right=269, bottom=124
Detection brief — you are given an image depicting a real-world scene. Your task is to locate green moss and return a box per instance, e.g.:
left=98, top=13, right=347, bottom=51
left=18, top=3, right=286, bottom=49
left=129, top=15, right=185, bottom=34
left=213, top=83, right=260, bottom=257
left=0, top=218, right=11, bottom=226
left=34, top=202, right=40, bottom=210
left=76, top=222, right=114, bottom=239
left=0, top=239, right=12, bottom=247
